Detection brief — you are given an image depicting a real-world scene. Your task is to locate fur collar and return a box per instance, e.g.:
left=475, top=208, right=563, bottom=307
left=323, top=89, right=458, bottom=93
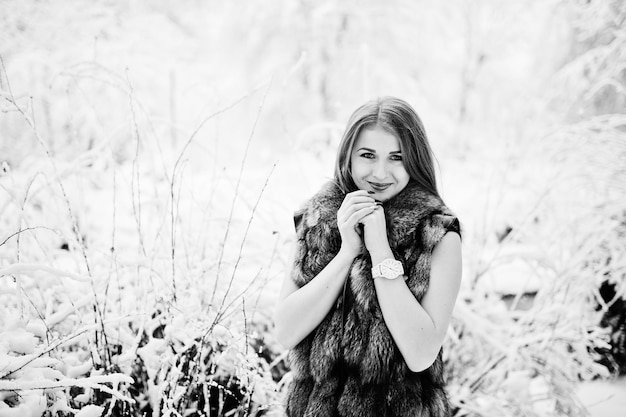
left=296, top=179, right=445, bottom=231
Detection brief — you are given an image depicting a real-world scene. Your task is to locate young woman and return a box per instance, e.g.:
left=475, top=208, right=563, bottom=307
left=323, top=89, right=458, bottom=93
left=274, top=97, right=462, bottom=417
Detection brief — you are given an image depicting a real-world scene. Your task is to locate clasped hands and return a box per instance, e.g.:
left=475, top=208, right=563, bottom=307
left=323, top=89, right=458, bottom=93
left=336, top=190, right=391, bottom=259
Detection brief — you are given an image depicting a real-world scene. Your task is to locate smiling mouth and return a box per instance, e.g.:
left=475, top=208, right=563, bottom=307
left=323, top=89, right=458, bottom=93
left=368, top=182, right=392, bottom=192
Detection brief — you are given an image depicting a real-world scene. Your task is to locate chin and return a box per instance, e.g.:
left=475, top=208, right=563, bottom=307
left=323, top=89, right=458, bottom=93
left=375, top=188, right=399, bottom=202
left=379, top=192, right=397, bottom=202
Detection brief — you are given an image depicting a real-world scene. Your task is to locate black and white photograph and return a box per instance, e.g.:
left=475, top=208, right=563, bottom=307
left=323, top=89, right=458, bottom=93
left=1, top=1, right=625, bottom=416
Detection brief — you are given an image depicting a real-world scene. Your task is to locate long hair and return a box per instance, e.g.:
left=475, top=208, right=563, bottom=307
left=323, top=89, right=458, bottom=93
left=333, top=96, right=441, bottom=198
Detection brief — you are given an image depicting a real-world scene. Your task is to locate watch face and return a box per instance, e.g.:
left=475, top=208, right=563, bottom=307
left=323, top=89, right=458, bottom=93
left=373, top=259, right=404, bottom=279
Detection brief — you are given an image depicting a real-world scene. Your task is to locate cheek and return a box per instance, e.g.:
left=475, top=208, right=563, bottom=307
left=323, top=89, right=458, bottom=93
left=395, top=167, right=410, bottom=186
left=350, top=159, right=367, bottom=179
left=393, top=164, right=409, bottom=178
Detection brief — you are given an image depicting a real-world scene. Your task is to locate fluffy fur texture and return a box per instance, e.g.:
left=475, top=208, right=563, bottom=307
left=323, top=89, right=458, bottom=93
left=285, top=181, right=460, bottom=417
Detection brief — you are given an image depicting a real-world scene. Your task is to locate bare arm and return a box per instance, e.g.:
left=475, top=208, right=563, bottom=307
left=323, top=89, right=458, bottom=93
left=361, top=206, right=462, bottom=372
left=273, top=246, right=356, bottom=349
left=370, top=232, right=462, bottom=372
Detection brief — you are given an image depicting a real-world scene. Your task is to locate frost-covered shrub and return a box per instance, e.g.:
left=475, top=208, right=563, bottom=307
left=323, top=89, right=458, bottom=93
left=132, top=310, right=281, bottom=417
left=0, top=307, right=282, bottom=416
left=246, top=319, right=289, bottom=385
left=0, top=317, right=133, bottom=416
left=595, top=281, right=626, bottom=375
left=590, top=210, right=626, bottom=376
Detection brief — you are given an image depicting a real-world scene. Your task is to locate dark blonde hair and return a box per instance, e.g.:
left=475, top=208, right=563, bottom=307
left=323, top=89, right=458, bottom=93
left=334, top=96, right=440, bottom=198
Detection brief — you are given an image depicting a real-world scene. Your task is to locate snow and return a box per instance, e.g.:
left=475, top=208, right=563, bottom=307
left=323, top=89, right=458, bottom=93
left=0, top=263, right=90, bottom=282
left=74, top=405, right=104, bottom=417
left=479, top=257, right=543, bottom=295
left=25, top=322, right=47, bottom=339
left=65, top=361, right=93, bottom=379
left=577, top=377, right=626, bottom=417
left=0, top=393, right=47, bottom=417
left=4, top=329, right=38, bottom=355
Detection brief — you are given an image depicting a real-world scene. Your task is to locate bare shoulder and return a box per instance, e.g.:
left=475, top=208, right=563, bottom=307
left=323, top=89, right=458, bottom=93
left=432, top=231, right=462, bottom=261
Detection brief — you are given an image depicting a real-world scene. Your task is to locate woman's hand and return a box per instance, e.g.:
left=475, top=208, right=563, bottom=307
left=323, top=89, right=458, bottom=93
left=361, top=205, right=392, bottom=260
left=336, top=190, right=378, bottom=258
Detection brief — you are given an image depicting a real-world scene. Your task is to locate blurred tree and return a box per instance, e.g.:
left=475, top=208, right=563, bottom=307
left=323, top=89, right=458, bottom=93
left=552, top=0, right=626, bottom=376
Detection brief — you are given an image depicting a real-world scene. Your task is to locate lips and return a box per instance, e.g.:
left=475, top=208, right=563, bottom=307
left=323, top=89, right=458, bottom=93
left=368, top=181, right=392, bottom=192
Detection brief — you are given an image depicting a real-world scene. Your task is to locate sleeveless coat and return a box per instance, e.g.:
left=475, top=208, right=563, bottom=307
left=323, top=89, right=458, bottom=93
left=285, top=180, right=460, bottom=417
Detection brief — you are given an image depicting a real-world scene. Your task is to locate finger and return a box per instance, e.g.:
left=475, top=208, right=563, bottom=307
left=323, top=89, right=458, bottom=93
left=340, top=194, right=375, bottom=209
left=360, top=204, right=385, bottom=223
left=346, top=189, right=377, bottom=200
left=359, top=206, right=383, bottom=221
left=344, top=205, right=378, bottom=227
left=341, top=204, right=374, bottom=224
left=340, top=201, right=378, bottom=215
left=347, top=189, right=373, bottom=197
left=338, top=203, right=378, bottom=225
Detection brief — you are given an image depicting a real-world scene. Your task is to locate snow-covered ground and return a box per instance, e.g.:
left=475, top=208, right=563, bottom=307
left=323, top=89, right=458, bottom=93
left=577, top=377, right=626, bottom=417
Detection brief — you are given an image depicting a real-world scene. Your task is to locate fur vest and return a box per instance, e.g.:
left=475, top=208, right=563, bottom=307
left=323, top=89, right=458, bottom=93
left=285, top=180, right=460, bottom=417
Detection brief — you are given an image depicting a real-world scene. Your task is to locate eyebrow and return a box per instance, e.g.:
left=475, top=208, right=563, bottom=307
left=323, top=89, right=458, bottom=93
left=357, top=147, right=402, bottom=154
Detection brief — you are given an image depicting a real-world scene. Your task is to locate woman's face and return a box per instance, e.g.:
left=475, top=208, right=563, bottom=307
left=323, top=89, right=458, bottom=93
left=350, top=126, right=410, bottom=202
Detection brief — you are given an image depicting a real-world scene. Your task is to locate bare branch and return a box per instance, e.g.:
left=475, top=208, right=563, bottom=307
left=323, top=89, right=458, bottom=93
left=0, top=226, right=59, bottom=247
left=210, top=79, right=274, bottom=308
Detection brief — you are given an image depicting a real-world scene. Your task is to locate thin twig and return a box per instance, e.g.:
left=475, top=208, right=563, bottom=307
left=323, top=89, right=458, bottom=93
left=126, top=69, right=147, bottom=258
left=243, top=298, right=249, bottom=358
left=18, top=285, right=52, bottom=344
left=0, top=328, right=91, bottom=379
left=169, top=84, right=269, bottom=306
left=0, top=226, right=59, bottom=247
left=203, top=268, right=264, bottom=340
left=251, top=232, right=280, bottom=323
left=0, top=263, right=90, bottom=281
left=214, top=267, right=264, bottom=327
left=0, top=376, right=134, bottom=403
left=210, top=80, right=273, bottom=308
left=214, top=162, right=276, bottom=318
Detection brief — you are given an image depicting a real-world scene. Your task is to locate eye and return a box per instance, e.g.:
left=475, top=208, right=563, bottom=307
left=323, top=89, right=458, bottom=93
left=390, top=154, right=403, bottom=161
left=359, top=152, right=375, bottom=159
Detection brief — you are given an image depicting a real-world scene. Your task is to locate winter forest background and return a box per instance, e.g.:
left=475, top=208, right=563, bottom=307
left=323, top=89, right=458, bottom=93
left=1, top=0, right=625, bottom=416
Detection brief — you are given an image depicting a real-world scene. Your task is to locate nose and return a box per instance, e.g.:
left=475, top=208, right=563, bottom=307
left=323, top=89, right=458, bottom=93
left=372, top=160, right=388, bottom=181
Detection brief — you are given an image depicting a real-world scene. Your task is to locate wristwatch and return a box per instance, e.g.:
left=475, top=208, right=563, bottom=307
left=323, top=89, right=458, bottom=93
left=371, top=258, right=404, bottom=280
